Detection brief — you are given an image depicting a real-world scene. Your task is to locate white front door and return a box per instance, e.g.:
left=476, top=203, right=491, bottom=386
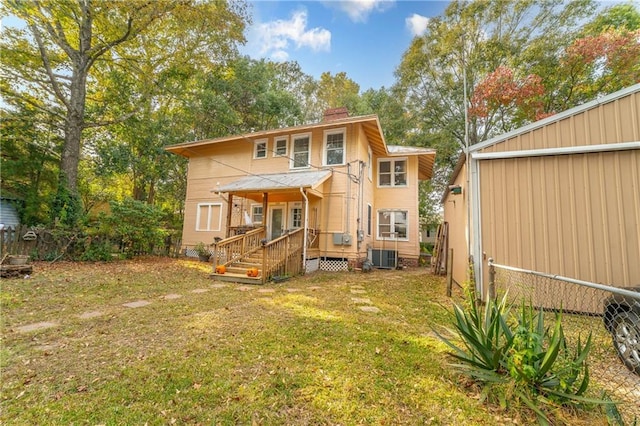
left=270, top=207, right=284, bottom=239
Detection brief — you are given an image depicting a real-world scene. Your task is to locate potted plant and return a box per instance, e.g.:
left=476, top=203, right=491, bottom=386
left=194, top=242, right=210, bottom=262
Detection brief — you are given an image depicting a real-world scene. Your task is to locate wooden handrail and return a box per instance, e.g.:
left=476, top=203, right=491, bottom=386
left=211, top=227, right=305, bottom=284
left=211, top=227, right=266, bottom=268
left=260, top=228, right=304, bottom=284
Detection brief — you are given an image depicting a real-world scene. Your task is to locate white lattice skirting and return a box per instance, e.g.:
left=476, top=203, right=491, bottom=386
left=319, top=259, right=349, bottom=272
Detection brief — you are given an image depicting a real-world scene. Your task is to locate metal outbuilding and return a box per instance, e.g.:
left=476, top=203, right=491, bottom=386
left=443, top=84, right=640, bottom=297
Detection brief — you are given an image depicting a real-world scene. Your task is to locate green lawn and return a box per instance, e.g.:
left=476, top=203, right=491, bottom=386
left=1, top=258, right=610, bottom=424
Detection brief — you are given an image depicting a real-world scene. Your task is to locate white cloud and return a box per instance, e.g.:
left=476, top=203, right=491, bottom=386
left=406, top=13, right=429, bottom=37
left=254, top=10, right=331, bottom=60
left=332, top=0, right=395, bottom=23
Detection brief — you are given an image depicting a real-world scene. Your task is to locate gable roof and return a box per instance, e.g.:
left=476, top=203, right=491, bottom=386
left=165, top=114, right=436, bottom=179
left=445, top=83, right=640, bottom=193
left=470, top=83, right=640, bottom=154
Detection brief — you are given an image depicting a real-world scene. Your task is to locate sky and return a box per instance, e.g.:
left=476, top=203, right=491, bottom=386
left=241, top=1, right=451, bottom=91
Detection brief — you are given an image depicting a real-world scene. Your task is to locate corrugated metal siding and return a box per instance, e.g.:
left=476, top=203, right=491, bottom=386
left=442, top=163, right=469, bottom=285
left=480, top=149, right=640, bottom=287
left=0, top=200, right=20, bottom=228
left=481, top=91, right=639, bottom=153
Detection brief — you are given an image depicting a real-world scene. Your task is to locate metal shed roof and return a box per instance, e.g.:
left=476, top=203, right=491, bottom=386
left=217, top=170, right=332, bottom=193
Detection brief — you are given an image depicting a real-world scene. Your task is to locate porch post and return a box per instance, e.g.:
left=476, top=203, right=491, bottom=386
left=226, top=193, right=234, bottom=238
left=300, top=188, right=308, bottom=273
left=262, top=192, right=268, bottom=236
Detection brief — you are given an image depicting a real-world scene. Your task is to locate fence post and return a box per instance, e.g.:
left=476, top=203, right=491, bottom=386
left=488, top=258, right=495, bottom=300
left=446, top=248, right=453, bottom=297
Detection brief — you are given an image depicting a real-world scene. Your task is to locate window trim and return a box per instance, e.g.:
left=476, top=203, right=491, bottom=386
left=274, top=136, right=288, bottom=157
left=290, top=132, right=312, bottom=169
left=376, top=209, right=409, bottom=241
left=290, top=205, right=303, bottom=229
left=367, top=146, right=373, bottom=181
left=251, top=204, right=263, bottom=224
left=253, top=139, right=267, bottom=159
left=195, top=202, right=223, bottom=231
left=322, top=127, right=346, bottom=166
left=377, top=157, right=408, bottom=188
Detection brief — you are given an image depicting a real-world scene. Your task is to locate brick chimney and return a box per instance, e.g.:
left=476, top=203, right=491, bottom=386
left=323, top=107, right=349, bottom=122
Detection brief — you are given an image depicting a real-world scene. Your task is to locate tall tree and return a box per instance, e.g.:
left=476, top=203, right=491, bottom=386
left=393, top=0, right=597, bottom=211
left=0, top=104, right=61, bottom=225
left=1, top=0, right=248, bottom=225
left=316, top=71, right=362, bottom=114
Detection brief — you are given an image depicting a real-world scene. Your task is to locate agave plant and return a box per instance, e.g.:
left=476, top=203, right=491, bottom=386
left=435, top=293, right=514, bottom=380
left=436, top=293, right=608, bottom=425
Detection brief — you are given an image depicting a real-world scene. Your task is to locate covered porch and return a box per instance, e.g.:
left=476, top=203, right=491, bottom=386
left=211, top=170, right=331, bottom=284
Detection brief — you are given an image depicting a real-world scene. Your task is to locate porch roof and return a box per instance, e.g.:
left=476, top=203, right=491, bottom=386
left=218, top=169, right=332, bottom=194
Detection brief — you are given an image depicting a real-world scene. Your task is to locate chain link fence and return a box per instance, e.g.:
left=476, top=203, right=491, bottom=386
left=488, top=260, right=639, bottom=423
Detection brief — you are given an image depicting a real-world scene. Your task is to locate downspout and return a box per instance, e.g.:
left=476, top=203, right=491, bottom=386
left=300, top=187, right=308, bottom=273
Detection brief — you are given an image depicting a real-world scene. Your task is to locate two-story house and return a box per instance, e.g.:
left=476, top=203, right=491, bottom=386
left=166, top=108, right=435, bottom=282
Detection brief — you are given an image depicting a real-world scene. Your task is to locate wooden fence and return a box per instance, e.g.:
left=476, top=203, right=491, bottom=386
left=0, top=225, right=183, bottom=260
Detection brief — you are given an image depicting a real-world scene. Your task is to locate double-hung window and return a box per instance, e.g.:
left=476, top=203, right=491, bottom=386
left=290, top=207, right=302, bottom=228
left=254, top=139, right=267, bottom=159
left=323, top=128, right=345, bottom=166
left=377, top=210, right=408, bottom=240
left=251, top=205, right=263, bottom=224
left=291, top=134, right=311, bottom=169
left=196, top=203, right=222, bottom=231
left=274, top=137, right=288, bottom=157
left=378, top=158, right=407, bottom=187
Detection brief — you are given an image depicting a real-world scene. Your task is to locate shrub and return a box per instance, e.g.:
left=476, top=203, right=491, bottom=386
left=436, top=293, right=606, bottom=424
left=101, top=198, right=168, bottom=257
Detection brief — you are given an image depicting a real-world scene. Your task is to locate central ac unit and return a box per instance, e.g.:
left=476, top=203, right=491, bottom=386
left=370, top=249, right=397, bottom=269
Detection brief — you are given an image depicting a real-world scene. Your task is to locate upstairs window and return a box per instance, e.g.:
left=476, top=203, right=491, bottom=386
left=323, top=128, right=345, bottom=166
left=291, top=134, right=311, bottom=169
left=274, top=137, right=288, bottom=157
left=378, top=158, right=407, bottom=187
left=254, top=139, right=267, bottom=159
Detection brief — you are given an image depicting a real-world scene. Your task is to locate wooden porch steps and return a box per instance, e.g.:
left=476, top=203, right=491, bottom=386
left=210, top=270, right=263, bottom=285
left=211, top=255, right=264, bottom=285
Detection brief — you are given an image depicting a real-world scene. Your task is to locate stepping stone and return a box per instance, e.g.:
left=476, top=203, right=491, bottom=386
left=122, top=300, right=151, bottom=308
left=161, top=294, right=182, bottom=300
left=308, top=286, right=322, bottom=290
left=359, top=306, right=381, bottom=313
left=15, top=321, right=59, bottom=333
left=350, top=285, right=365, bottom=289
left=78, top=311, right=104, bottom=319
left=258, top=288, right=275, bottom=294
left=351, top=297, right=372, bottom=304
left=191, top=288, right=209, bottom=294
left=210, top=284, right=227, bottom=289
left=350, top=289, right=367, bottom=294
left=286, top=288, right=301, bottom=292
left=236, top=286, right=253, bottom=292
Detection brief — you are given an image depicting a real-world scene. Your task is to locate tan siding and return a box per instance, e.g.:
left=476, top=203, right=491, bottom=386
left=443, top=163, right=469, bottom=285
left=486, top=91, right=640, bottom=153
left=480, top=150, right=640, bottom=288
left=373, top=155, right=421, bottom=259
left=178, top=117, right=433, bottom=262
